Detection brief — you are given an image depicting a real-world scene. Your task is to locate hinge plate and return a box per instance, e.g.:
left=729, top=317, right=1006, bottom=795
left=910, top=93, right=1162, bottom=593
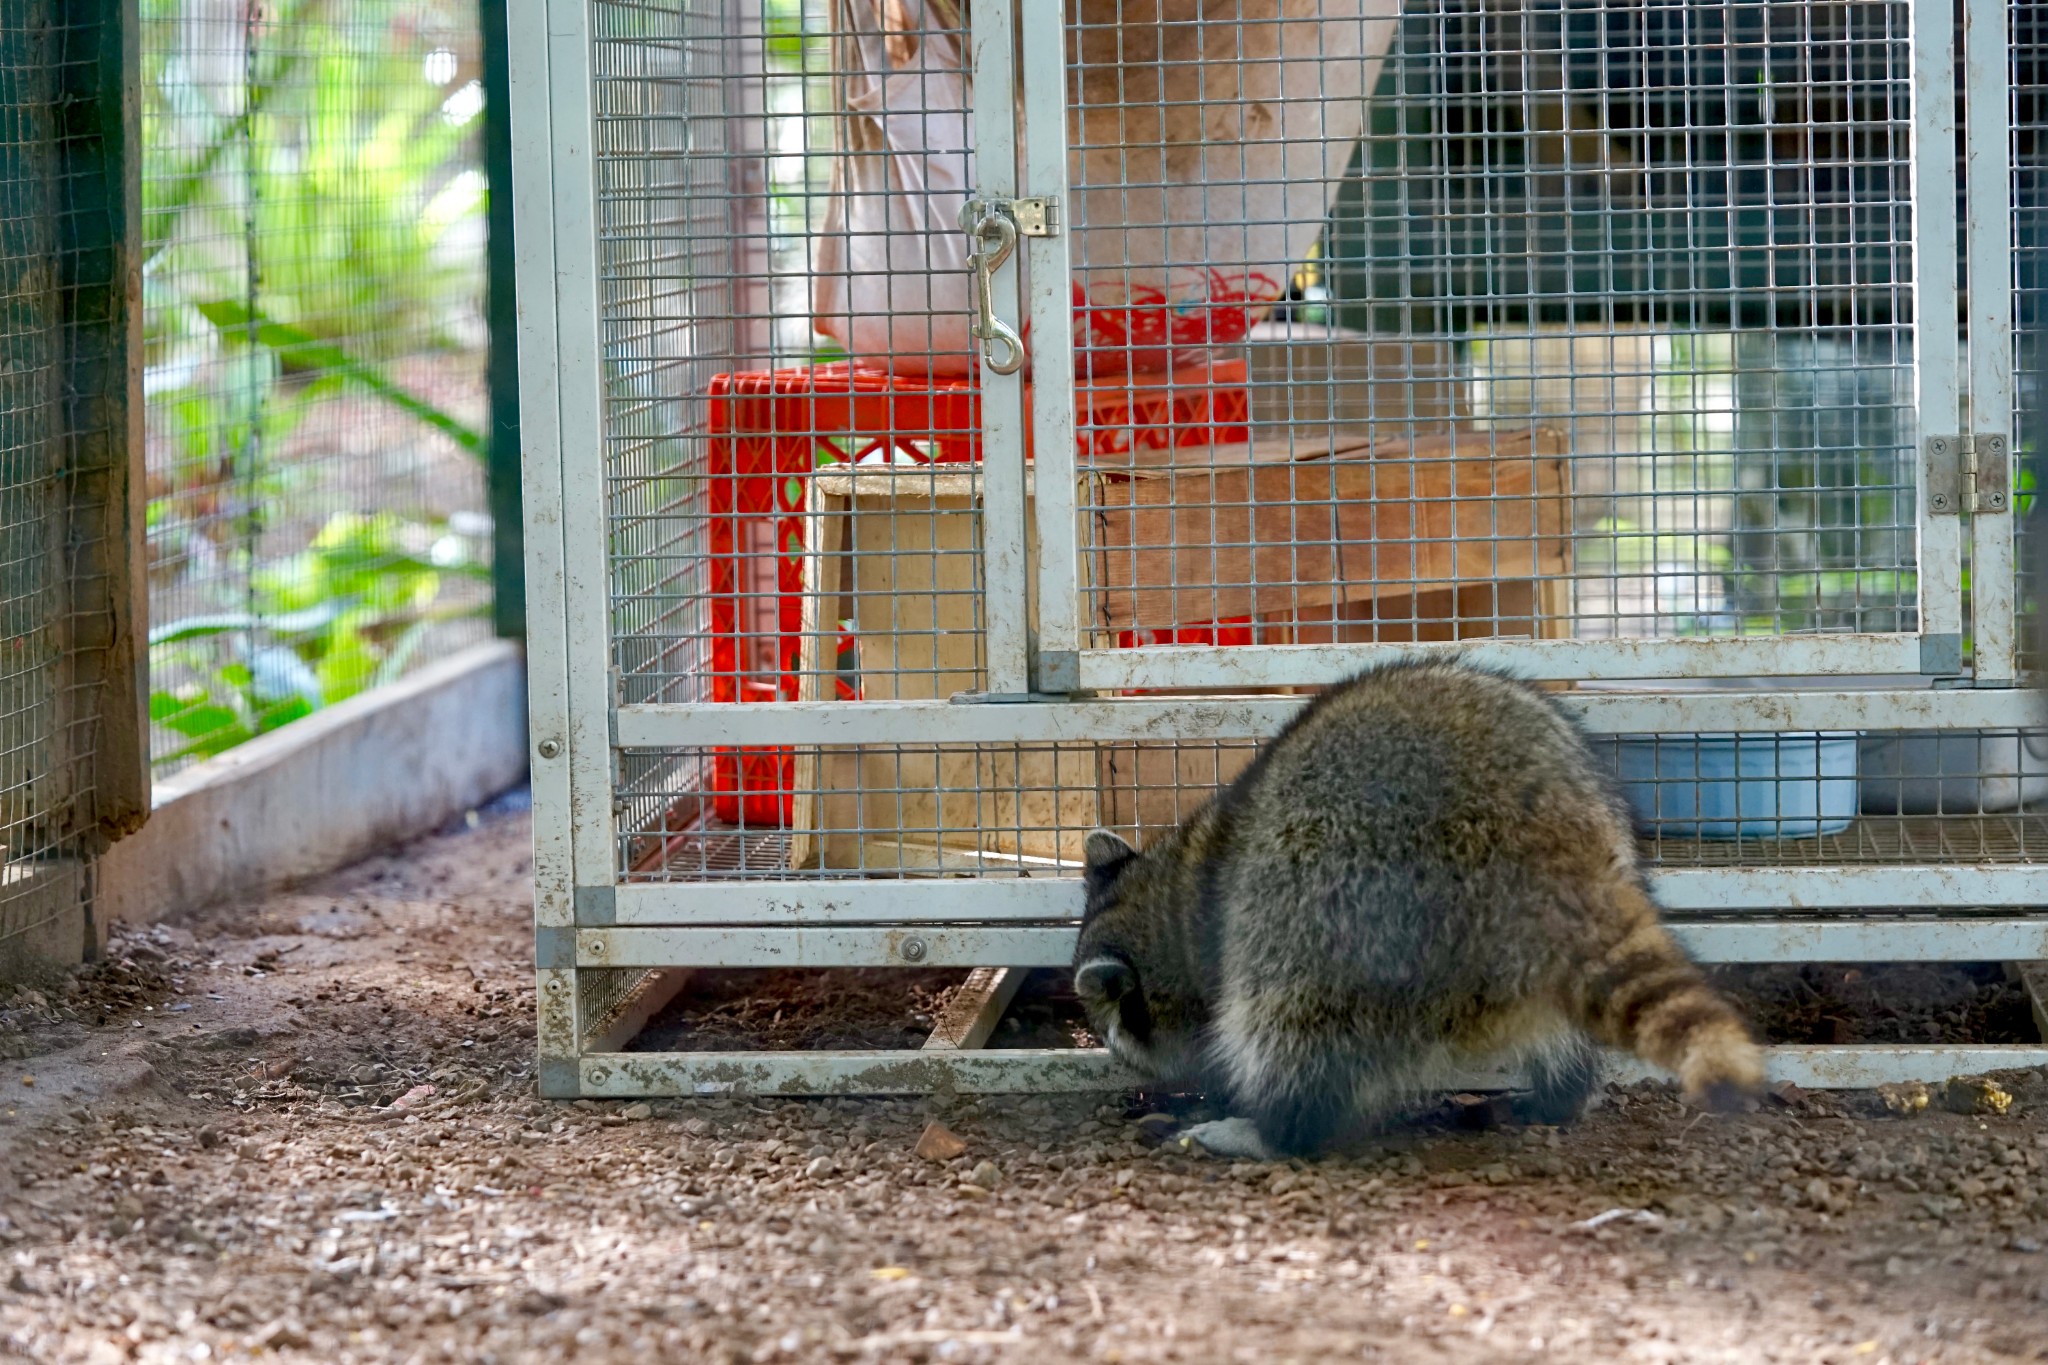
left=1009, top=197, right=1061, bottom=237
left=1925, top=433, right=2013, bottom=516
left=1924, top=435, right=1962, bottom=516
left=1973, top=432, right=2011, bottom=513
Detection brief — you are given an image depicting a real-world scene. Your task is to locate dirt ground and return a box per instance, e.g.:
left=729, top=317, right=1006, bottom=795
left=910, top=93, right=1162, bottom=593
left=4, top=796, right=2048, bottom=1364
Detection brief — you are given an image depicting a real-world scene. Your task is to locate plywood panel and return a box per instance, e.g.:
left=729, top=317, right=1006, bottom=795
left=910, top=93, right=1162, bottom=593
left=1091, top=425, right=1569, bottom=633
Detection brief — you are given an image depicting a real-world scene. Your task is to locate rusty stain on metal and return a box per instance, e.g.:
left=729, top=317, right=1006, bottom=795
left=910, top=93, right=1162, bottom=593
left=559, top=1043, right=2048, bottom=1100
left=582, top=1048, right=1138, bottom=1097
left=535, top=969, right=578, bottom=1056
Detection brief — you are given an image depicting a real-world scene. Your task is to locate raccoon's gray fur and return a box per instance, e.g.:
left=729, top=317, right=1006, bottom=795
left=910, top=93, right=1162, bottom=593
left=1072, top=657, right=1765, bottom=1159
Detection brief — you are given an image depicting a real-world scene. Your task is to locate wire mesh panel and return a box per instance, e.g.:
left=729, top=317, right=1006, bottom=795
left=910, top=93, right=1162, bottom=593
left=589, top=0, right=1032, bottom=878
left=0, top=0, right=147, bottom=967
left=579, top=0, right=1975, bottom=881
left=2013, top=0, right=2045, bottom=679
left=515, top=0, right=2046, bottom=1097
left=0, top=21, right=70, bottom=898
left=1035, top=0, right=1952, bottom=692
left=141, top=0, right=492, bottom=775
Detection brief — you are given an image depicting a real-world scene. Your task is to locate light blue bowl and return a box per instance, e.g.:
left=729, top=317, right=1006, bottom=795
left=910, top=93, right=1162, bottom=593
left=1594, top=732, right=1860, bottom=839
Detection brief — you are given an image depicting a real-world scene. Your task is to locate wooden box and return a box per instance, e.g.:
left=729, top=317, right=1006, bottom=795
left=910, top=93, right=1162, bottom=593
left=791, top=466, right=1097, bottom=872
left=792, top=423, right=1572, bottom=864
left=1088, top=424, right=1570, bottom=636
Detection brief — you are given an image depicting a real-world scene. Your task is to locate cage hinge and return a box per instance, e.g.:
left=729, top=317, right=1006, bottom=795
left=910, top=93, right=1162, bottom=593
left=608, top=667, right=629, bottom=799
left=963, top=194, right=1061, bottom=239
left=1925, top=433, right=2012, bottom=516
left=1007, top=197, right=1061, bottom=237
left=1924, top=435, right=1963, bottom=516
left=1972, top=432, right=2011, bottom=514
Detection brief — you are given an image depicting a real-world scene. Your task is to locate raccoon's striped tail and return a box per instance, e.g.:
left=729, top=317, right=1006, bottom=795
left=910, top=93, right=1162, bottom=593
left=1579, top=890, right=1766, bottom=1111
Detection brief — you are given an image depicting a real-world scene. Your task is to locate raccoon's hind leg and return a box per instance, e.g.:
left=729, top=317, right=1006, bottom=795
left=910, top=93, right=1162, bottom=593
left=1519, top=1034, right=1600, bottom=1126
left=1204, top=995, right=1370, bottom=1158
left=1241, top=1082, right=1357, bottom=1159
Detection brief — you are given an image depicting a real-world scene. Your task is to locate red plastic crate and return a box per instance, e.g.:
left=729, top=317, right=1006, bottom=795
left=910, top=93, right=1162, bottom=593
left=705, top=360, right=1250, bottom=825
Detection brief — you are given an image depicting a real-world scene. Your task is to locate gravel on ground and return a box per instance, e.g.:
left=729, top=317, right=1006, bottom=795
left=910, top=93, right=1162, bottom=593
left=3, top=796, right=2047, bottom=1364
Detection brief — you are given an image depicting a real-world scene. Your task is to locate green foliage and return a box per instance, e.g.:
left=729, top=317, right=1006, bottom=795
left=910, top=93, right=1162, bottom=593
left=143, top=0, right=486, bottom=363
left=193, top=299, right=483, bottom=457
left=148, top=513, right=490, bottom=763
left=142, top=0, right=489, bottom=768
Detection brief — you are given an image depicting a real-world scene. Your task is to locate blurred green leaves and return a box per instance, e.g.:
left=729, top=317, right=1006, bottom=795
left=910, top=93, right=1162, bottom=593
left=143, top=0, right=488, bottom=769
left=193, top=300, right=483, bottom=457
left=149, top=512, right=491, bottom=763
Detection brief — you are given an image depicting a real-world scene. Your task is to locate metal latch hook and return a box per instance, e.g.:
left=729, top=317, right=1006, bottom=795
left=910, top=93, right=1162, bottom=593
left=959, top=198, right=1025, bottom=375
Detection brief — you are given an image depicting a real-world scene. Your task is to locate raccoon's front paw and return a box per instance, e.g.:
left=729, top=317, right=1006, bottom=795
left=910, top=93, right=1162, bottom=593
left=1176, top=1117, right=1275, bottom=1161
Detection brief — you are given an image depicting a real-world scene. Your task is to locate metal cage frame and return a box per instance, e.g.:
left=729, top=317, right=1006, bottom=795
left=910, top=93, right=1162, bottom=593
left=512, top=0, right=2048, bottom=1099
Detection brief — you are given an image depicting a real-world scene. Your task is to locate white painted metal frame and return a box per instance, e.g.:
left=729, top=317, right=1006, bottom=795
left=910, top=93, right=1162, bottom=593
left=1020, top=0, right=1081, bottom=695
left=1911, top=0, right=1968, bottom=664
left=517, top=0, right=2048, bottom=1102
left=968, top=0, right=1032, bottom=697
left=506, top=0, right=583, bottom=1098
left=1966, top=0, right=2019, bottom=685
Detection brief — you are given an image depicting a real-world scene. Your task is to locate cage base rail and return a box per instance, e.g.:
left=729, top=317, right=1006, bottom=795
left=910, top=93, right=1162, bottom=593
left=575, top=919, right=2048, bottom=970
left=609, top=865, right=2048, bottom=923
left=563, top=1045, right=2048, bottom=1100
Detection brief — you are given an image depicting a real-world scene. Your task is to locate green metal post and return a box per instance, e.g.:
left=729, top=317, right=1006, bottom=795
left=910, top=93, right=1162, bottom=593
left=482, top=0, right=524, bottom=638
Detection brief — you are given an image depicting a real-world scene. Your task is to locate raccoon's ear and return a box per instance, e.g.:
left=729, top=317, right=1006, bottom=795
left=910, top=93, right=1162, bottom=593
left=1075, top=955, right=1137, bottom=1004
left=1082, top=829, right=1138, bottom=896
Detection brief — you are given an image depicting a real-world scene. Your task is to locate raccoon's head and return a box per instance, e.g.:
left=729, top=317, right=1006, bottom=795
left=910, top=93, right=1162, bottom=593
left=1072, top=828, right=1205, bottom=1082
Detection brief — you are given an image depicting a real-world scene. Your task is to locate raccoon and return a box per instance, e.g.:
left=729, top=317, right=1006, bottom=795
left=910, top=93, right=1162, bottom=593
left=1073, top=657, right=1765, bottom=1159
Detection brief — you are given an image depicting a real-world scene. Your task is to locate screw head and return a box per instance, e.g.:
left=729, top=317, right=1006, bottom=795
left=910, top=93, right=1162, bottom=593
left=537, top=739, right=563, bottom=760
left=1931, top=494, right=1951, bottom=511
left=1988, top=493, right=2008, bottom=510
left=899, top=936, right=928, bottom=963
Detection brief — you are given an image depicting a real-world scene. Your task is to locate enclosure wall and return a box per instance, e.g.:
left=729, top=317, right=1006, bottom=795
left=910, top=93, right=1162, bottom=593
left=0, top=0, right=149, bottom=968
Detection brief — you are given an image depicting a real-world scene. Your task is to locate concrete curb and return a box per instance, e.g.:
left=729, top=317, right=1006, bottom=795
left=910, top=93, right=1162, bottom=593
left=95, top=639, right=530, bottom=930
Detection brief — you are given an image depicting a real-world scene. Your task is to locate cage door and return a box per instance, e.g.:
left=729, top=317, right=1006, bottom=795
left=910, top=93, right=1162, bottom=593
left=1017, top=0, right=1971, bottom=693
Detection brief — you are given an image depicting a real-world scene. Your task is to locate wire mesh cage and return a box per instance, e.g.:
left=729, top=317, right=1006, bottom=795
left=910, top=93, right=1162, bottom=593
left=516, top=0, right=2047, bottom=1098
left=141, top=0, right=493, bottom=775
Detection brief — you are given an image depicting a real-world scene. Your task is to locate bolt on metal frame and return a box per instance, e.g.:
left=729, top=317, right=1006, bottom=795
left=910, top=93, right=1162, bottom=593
left=513, top=0, right=2048, bottom=1101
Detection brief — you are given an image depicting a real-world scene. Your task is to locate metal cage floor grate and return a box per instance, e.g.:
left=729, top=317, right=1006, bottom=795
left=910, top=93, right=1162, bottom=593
left=1648, top=814, right=2048, bottom=867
